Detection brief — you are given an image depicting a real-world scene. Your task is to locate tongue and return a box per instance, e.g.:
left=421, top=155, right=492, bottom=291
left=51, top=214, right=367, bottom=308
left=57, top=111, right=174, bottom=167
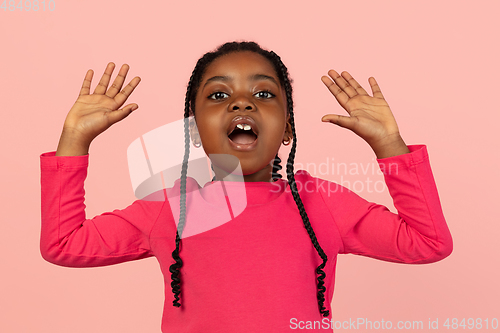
left=229, top=132, right=257, bottom=144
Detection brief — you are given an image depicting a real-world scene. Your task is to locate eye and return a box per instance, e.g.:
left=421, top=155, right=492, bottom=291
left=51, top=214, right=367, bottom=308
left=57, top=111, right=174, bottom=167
left=208, top=91, right=229, bottom=100
left=255, top=90, right=275, bottom=99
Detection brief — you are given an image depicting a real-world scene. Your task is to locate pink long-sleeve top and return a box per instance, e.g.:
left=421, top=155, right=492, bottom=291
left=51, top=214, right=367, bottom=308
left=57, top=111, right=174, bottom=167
left=40, top=144, right=452, bottom=332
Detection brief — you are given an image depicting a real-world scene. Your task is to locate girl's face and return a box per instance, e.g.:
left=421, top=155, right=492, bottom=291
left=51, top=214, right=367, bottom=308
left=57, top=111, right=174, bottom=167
left=194, top=51, right=291, bottom=182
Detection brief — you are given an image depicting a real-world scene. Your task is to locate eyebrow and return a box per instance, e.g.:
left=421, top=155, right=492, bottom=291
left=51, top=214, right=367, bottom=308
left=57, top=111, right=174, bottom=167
left=202, top=74, right=279, bottom=90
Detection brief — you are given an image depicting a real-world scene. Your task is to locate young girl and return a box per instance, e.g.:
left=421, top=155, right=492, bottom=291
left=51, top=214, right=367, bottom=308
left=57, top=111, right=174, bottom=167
left=40, top=41, right=453, bottom=332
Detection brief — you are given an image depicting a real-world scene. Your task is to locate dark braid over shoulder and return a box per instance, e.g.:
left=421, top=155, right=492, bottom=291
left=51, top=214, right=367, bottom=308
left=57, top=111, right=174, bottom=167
left=168, top=69, right=197, bottom=307
left=271, top=50, right=330, bottom=317
left=168, top=41, right=330, bottom=317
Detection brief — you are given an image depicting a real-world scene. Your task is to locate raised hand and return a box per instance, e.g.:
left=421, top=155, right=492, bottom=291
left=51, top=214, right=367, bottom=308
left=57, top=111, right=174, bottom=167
left=321, top=70, right=409, bottom=158
left=56, top=63, right=141, bottom=156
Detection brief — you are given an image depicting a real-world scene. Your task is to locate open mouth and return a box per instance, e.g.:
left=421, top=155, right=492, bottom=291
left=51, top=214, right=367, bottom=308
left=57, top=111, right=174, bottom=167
left=228, top=126, right=258, bottom=145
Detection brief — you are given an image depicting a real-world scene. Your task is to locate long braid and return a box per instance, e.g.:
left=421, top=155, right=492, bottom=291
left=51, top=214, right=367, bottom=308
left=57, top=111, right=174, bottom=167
left=169, top=41, right=330, bottom=317
left=270, top=51, right=330, bottom=317
left=168, top=68, right=197, bottom=307
left=286, top=113, right=329, bottom=317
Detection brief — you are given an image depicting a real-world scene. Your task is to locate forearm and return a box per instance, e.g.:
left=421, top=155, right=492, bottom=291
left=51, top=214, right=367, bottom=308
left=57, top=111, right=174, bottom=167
left=40, top=152, right=157, bottom=267
left=377, top=145, right=453, bottom=262
left=329, top=145, right=453, bottom=264
left=40, top=152, right=89, bottom=265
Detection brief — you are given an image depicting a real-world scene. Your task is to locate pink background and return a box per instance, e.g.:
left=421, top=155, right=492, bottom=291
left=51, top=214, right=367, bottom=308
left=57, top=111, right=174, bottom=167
left=1, top=0, right=499, bottom=332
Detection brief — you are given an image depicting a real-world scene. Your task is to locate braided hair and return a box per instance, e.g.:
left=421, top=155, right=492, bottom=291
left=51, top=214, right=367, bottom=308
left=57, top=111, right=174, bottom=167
left=169, top=41, right=330, bottom=317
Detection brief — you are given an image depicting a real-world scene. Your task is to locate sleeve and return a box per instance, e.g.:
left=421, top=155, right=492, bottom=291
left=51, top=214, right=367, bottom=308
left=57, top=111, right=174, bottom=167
left=40, top=151, right=166, bottom=268
left=319, top=145, right=453, bottom=264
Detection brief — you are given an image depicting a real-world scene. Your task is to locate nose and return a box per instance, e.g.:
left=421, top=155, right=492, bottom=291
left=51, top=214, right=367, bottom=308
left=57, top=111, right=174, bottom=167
left=229, top=95, right=255, bottom=112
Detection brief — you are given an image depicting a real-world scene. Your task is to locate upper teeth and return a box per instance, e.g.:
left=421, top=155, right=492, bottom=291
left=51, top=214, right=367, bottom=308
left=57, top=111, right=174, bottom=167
left=236, top=124, right=252, bottom=131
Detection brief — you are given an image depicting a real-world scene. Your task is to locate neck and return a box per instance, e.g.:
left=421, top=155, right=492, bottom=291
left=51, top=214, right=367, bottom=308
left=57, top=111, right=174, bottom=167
left=212, top=163, right=275, bottom=182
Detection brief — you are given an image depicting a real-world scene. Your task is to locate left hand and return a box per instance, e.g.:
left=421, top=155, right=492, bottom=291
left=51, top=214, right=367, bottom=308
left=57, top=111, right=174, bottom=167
left=321, top=70, right=403, bottom=150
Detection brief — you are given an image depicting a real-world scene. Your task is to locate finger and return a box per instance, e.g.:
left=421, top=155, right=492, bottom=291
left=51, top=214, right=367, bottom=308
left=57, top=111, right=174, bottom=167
left=341, top=71, right=369, bottom=96
left=113, top=76, right=141, bottom=107
left=321, top=75, right=350, bottom=111
left=327, top=69, right=358, bottom=98
left=93, top=62, right=115, bottom=95
left=106, top=64, right=130, bottom=98
left=79, top=69, right=94, bottom=96
left=321, top=114, right=357, bottom=130
left=369, top=77, right=385, bottom=99
left=106, top=104, right=139, bottom=125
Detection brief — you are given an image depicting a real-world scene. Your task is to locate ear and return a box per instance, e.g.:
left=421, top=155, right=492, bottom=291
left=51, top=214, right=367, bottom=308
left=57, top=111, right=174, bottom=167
left=283, top=114, right=293, bottom=142
left=189, top=117, right=202, bottom=147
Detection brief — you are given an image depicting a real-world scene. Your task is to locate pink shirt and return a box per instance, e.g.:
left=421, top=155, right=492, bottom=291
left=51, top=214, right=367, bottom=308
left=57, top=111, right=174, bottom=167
left=40, top=144, right=452, bottom=332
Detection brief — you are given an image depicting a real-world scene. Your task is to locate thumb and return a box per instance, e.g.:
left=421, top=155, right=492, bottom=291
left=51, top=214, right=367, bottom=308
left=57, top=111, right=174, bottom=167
left=107, top=104, right=138, bottom=124
left=322, top=114, right=356, bottom=129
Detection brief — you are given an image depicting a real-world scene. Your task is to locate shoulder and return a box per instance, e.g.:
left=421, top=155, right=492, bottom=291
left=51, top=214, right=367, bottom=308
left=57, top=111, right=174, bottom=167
left=292, top=169, right=353, bottom=198
left=293, top=169, right=316, bottom=183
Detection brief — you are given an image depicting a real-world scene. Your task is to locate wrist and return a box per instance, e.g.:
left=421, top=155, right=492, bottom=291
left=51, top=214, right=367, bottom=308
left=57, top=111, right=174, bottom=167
left=56, top=128, right=91, bottom=156
left=370, top=133, right=410, bottom=159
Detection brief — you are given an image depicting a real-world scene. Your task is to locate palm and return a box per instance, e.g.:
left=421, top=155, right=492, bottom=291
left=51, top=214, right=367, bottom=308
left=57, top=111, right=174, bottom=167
left=321, top=70, right=400, bottom=148
left=67, top=94, right=121, bottom=137
left=63, top=63, right=141, bottom=142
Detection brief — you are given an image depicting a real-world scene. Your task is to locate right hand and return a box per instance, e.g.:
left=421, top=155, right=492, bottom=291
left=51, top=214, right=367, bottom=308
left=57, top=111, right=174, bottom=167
left=57, top=63, right=141, bottom=155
